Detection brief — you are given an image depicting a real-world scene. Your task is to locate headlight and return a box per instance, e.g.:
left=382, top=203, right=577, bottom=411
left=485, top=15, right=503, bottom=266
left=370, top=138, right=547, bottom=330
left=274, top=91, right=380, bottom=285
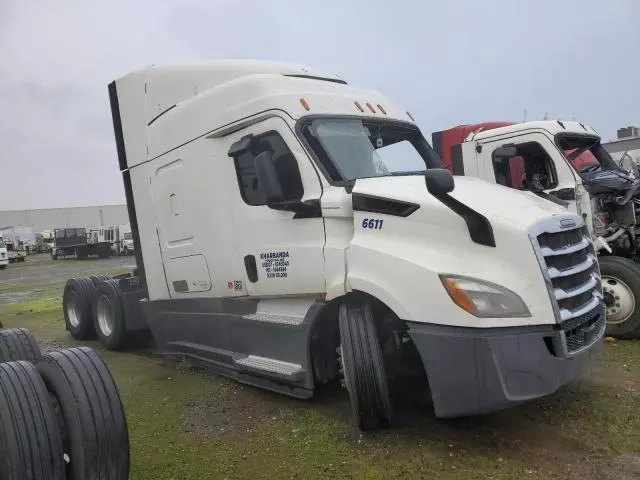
left=440, top=275, right=530, bottom=318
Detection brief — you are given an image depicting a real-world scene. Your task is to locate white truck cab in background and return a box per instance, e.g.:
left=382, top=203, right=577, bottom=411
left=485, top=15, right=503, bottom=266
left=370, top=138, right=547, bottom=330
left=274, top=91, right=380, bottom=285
left=433, top=120, right=640, bottom=338
left=86, top=61, right=604, bottom=429
left=0, top=236, right=8, bottom=269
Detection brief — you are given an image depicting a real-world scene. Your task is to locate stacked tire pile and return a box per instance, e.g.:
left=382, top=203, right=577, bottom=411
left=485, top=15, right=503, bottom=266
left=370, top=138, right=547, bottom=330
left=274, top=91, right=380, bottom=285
left=0, top=328, right=129, bottom=480
left=63, top=274, right=133, bottom=351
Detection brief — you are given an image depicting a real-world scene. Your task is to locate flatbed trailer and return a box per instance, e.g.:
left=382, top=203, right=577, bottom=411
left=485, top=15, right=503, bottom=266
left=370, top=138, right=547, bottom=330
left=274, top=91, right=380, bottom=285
left=51, top=228, right=111, bottom=260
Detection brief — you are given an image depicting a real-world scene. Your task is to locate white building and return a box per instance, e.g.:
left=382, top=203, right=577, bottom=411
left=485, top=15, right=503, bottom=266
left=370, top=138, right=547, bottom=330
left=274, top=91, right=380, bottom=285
left=0, top=205, right=128, bottom=232
left=603, top=125, right=640, bottom=165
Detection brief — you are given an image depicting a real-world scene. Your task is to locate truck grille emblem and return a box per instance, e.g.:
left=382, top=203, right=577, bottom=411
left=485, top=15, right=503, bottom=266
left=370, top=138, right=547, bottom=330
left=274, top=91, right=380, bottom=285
left=559, top=218, right=577, bottom=229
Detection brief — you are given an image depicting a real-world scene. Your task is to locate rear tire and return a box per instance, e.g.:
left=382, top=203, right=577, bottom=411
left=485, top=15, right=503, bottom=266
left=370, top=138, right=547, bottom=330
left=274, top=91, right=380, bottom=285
left=63, top=277, right=98, bottom=340
left=339, top=299, right=392, bottom=430
left=93, top=279, right=127, bottom=350
left=36, top=347, right=130, bottom=480
left=0, top=328, right=41, bottom=363
left=0, top=361, right=65, bottom=480
left=0, top=264, right=6, bottom=269
left=600, top=256, right=640, bottom=338
left=88, top=274, right=111, bottom=287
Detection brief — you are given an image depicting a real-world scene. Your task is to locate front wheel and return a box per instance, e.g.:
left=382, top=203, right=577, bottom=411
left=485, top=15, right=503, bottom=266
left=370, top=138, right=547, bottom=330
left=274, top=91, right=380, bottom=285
left=599, top=256, right=640, bottom=338
left=338, top=299, right=392, bottom=430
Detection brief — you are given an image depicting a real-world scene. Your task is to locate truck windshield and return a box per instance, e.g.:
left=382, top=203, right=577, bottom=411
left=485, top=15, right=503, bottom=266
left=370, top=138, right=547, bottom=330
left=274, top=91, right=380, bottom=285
left=300, top=118, right=441, bottom=182
left=123, top=232, right=132, bottom=240
left=557, top=135, right=620, bottom=174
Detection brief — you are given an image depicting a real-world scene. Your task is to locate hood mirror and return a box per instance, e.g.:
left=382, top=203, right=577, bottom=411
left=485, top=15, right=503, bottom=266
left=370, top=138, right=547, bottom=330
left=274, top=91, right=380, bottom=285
left=425, top=169, right=455, bottom=196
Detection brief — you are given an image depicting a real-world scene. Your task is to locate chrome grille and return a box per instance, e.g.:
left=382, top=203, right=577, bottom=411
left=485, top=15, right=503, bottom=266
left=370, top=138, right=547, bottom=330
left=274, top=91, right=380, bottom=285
left=530, top=216, right=602, bottom=325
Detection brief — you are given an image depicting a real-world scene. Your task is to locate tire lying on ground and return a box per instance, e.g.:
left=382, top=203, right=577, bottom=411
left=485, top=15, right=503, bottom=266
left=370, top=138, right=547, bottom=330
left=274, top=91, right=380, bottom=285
left=599, top=256, right=640, bottom=339
left=0, top=328, right=41, bottom=363
left=339, top=299, right=393, bottom=431
left=0, top=361, right=65, bottom=480
left=63, top=277, right=98, bottom=340
left=93, top=279, right=128, bottom=350
left=36, top=347, right=130, bottom=480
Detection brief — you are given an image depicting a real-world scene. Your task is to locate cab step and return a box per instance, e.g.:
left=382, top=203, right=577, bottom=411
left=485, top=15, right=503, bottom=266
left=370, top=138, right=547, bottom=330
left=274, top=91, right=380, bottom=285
left=233, top=354, right=304, bottom=381
left=241, top=313, right=305, bottom=325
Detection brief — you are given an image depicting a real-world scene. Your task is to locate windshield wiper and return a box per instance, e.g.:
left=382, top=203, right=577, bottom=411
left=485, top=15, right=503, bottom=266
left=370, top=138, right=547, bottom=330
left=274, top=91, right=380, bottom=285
left=389, top=170, right=427, bottom=176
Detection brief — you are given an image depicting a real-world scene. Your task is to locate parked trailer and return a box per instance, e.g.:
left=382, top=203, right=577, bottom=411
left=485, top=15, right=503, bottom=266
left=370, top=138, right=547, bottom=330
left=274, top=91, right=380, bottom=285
left=62, top=61, right=603, bottom=431
left=433, top=120, right=640, bottom=338
left=51, top=227, right=111, bottom=260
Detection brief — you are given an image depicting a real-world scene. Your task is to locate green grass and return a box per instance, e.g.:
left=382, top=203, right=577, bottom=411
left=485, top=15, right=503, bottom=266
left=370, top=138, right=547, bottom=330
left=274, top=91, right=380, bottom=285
left=2, top=261, right=640, bottom=479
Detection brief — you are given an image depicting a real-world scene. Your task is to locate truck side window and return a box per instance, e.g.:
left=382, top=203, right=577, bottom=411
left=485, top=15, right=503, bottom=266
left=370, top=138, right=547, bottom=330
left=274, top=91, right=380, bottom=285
left=492, top=142, right=557, bottom=191
left=233, top=131, right=304, bottom=206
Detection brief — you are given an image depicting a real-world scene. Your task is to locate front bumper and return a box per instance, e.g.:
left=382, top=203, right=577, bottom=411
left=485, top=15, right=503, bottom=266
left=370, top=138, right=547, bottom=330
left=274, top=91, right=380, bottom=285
left=407, top=302, right=605, bottom=418
left=0, top=258, right=8, bottom=266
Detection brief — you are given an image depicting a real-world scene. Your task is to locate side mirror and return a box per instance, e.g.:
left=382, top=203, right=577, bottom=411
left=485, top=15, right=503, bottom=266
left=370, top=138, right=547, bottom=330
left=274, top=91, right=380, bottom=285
left=253, top=151, right=285, bottom=204
left=425, top=169, right=455, bottom=196
left=493, top=145, right=517, bottom=158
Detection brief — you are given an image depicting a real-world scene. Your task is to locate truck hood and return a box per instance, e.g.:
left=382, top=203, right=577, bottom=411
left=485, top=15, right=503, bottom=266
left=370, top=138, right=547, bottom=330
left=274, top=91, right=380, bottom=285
left=353, top=175, right=569, bottom=228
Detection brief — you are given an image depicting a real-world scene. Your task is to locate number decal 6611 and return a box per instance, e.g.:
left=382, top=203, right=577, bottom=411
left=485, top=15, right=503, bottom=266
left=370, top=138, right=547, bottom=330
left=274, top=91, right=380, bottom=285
left=361, top=218, right=384, bottom=230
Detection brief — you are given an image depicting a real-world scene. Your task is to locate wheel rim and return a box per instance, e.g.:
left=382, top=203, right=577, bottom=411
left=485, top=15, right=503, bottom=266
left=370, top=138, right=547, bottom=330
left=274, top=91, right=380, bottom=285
left=602, top=275, right=635, bottom=325
left=66, top=291, right=81, bottom=328
left=96, top=295, right=114, bottom=337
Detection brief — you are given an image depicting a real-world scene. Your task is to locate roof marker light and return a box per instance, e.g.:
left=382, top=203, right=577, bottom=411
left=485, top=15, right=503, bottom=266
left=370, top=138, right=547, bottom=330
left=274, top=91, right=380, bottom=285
left=300, top=98, right=310, bottom=111
left=354, top=101, right=364, bottom=112
left=407, top=111, right=415, bottom=121
left=366, top=103, right=376, bottom=114
left=377, top=104, right=387, bottom=115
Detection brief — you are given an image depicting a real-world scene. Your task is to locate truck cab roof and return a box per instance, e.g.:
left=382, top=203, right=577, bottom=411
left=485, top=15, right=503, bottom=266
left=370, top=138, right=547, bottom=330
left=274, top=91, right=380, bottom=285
left=468, top=120, right=599, bottom=142
left=111, top=60, right=414, bottom=169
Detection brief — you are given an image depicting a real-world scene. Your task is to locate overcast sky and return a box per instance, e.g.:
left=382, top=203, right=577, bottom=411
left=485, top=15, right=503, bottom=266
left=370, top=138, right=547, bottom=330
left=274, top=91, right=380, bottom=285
left=1, top=0, right=638, bottom=210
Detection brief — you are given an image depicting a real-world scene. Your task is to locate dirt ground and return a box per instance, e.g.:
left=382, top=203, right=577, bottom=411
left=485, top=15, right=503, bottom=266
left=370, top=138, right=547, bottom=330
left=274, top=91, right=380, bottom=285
left=1, top=254, right=639, bottom=480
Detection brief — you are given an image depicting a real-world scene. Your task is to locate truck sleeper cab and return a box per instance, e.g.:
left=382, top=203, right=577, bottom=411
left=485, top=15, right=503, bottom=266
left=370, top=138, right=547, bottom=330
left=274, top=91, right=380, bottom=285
left=103, top=62, right=603, bottom=429
left=433, top=120, right=640, bottom=339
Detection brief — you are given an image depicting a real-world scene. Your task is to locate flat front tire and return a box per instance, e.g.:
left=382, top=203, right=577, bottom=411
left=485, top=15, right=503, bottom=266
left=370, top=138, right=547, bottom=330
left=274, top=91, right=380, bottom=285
left=339, top=299, right=392, bottom=430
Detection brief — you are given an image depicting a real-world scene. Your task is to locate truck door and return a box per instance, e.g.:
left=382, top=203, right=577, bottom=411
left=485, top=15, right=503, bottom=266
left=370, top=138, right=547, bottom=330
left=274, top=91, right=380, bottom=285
left=225, top=117, right=326, bottom=297
left=476, top=133, right=585, bottom=215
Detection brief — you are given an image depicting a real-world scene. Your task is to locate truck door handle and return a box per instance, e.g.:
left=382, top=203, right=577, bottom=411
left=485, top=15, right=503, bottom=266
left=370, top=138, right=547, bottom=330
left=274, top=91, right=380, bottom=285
left=244, top=255, right=258, bottom=283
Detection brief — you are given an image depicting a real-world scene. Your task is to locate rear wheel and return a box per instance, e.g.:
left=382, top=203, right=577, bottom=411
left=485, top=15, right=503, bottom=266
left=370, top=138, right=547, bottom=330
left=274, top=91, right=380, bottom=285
left=0, top=361, right=65, bottom=480
left=0, top=328, right=41, bottom=363
left=0, top=265, right=6, bottom=270
left=63, top=277, right=98, bottom=340
left=338, top=298, right=392, bottom=430
left=93, top=279, right=127, bottom=350
left=599, top=256, right=640, bottom=338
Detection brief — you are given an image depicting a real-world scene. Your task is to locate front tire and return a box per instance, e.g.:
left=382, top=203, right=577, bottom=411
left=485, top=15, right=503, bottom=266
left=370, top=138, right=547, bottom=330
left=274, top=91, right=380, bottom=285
left=339, top=299, right=392, bottom=430
left=599, top=256, right=640, bottom=338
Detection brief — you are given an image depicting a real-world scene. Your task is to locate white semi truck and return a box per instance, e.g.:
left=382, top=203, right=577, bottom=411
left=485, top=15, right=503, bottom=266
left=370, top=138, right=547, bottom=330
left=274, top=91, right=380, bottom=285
left=63, top=61, right=603, bottom=430
left=0, top=236, right=8, bottom=269
left=433, top=121, right=640, bottom=338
